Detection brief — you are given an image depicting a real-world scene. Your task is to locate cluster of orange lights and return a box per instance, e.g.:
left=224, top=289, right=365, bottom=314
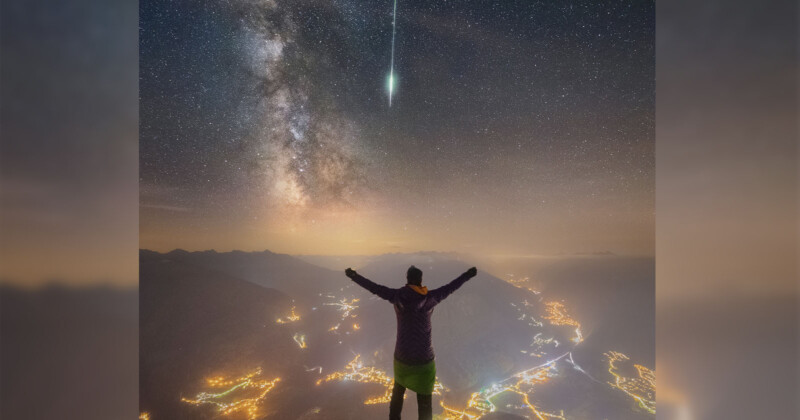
left=604, top=351, right=656, bottom=414
left=169, top=278, right=654, bottom=419
left=323, top=296, right=361, bottom=334
left=440, top=360, right=566, bottom=420
left=292, top=333, right=307, bottom=349
left=504, top=274, right=542, bottom=296
left=543, top=301, right=583, bottom=344
left=543, top=302, right=579, bottom=327
left=181, top=368, right=280, bottom=420
left=324, top=297, right=360, bottom=319
left=316, top=355, right=445, bottom=405
left=316, top=355, right=395, bottom=404
left=275, top=306, right=300, bottom=324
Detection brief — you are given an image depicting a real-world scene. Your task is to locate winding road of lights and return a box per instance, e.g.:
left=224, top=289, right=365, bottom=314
left=181, top=368, right=280, bottom=420
left=440, top=354, right=570, bottom=420
left=293, top=333, right=307, bottom=349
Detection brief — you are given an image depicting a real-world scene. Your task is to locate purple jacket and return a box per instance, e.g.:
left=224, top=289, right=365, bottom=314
left=349, top=272, right=472, bottom=365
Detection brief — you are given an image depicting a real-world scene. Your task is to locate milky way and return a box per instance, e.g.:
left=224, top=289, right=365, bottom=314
left=234, top=1, right=369, bottom=214
left=140, top=0, right=655, bottom=256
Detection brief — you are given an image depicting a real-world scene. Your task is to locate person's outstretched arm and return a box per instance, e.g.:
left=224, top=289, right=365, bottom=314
left=427, top=267, right=477, bottom=305
left=345, top=268, right=397, bottom=302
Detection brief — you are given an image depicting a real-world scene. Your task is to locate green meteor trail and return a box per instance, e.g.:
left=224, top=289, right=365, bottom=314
left=387, top=0, right=398, bottom=107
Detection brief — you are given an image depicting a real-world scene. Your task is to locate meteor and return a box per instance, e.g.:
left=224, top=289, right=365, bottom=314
left=387, top=0, right=398, bottom=106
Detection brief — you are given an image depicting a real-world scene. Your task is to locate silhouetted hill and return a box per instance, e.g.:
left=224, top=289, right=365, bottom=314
left=141, top=249, right=339, bottom=302
left=139, top=253, right=300, bottom=418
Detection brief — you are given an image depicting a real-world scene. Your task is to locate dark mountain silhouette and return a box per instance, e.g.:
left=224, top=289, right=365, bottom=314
left=141, top=248, right=339, bottom=303
left=140, top=251, right=301, bottom=418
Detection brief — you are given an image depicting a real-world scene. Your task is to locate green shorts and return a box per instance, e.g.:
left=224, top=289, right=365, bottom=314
left=393, top=358, right=436, bottom=395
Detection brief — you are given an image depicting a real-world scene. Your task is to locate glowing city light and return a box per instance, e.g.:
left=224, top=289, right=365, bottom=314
left=504, top=275, right=542, bottom=295
left=276, top=306, right=301, bottom=324
left=293, top=333, right=307, bottom=349
left=440, top=353, right=570, bottom=420
left=543, top=302, right=579, bottom=327
left=305, top=365, right=323, bottom=373
left=323, top=296, right=361, bottom=333
left=168, top=278, right=645, bottom=420
left=181, top=368, right=280, bottom=420
left=316, top=355, right=394, bottom=404
left=604, top=351, right=656, bottom=414
left=324, top=297, right=360, bottom=319
left=543, top=301, right=583, bottom=344
left=529, top=332, right=561, bottom=356
left=317, top=355, right=446, bottom=405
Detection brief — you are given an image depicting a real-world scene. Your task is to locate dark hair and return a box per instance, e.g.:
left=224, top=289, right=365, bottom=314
left=406, top=265, right=422, bottom=286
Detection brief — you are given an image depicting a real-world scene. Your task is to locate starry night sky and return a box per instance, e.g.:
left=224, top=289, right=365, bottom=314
left=140, top=0, right=654, bottom=256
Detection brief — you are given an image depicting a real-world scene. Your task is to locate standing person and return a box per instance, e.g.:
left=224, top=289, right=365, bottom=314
left=344, top=265, right=478, bottom=420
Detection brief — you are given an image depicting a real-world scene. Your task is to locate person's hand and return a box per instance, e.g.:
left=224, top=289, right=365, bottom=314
left=345, top=268, right=357, bottom=279
left=465, top=267, right=477, bottom=278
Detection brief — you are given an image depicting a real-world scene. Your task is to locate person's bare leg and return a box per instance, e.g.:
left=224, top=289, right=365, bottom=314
left=417, top=393, right=432, bottom=420
left=389, top=381, right=405, bottom=420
